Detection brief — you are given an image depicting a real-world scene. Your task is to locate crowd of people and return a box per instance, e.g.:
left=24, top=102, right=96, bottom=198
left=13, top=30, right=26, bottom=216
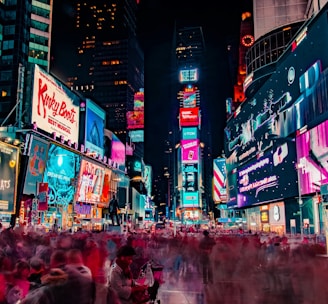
left=0, top=224, right=327, bottom=304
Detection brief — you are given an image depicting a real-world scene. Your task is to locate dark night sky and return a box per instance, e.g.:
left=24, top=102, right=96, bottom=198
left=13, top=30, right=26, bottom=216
left=51, top=0, right=249, bottom=179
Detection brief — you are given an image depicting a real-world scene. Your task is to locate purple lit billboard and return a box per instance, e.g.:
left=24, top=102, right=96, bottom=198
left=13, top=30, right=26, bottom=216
left=296, top=120, right=328, bottom=195
left=181, top=139, right=199, bottom=163
left=111, top=133, right=126, bottom=171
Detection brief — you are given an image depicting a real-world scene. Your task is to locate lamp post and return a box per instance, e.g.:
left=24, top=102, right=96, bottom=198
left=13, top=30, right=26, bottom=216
left=297, top=163, right=304, bottom=238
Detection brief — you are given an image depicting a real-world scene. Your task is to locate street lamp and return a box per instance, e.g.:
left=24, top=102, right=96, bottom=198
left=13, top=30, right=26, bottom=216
left=296, top=163, right=304, bottom=238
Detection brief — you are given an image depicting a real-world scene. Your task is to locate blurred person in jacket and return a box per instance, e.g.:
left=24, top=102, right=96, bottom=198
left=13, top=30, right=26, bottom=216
left=108, top=245, right=148, bottom=304
left=22, top=249, right=94, bottom=304
left=198, top=230, right=216, bottom=284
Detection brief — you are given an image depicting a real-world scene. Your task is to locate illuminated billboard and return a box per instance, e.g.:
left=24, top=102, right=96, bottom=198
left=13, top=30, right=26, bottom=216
left=31, top=65, right=80, bottom=143
left=134, top=91, right=144, bottom=110
left=236, top=141, right=298, bottom=208
left=85, top=99, right=105, bottom=157
left=129, top=130, right=144, bottom=143
left=179, top=108, right=199, bottom=127
left=213, top=158, right=227, bottom=202
left=183, top=91, right=196, bottom=108
left=182, top=192, right=199, bottom=208
left=127, top=111, right=144, bottom=129
left=179, top=68, right=199, bottom=83
left=0, top=142, right=19, bottom=214
left=296, top=120, right=328, bottom=195
left=75, top=158, right=106, bottom=204
left=182, top=163, right=198, bottom=192
left=181, top=139, right=199, bottom=163
left=182, top=127, right=198, bottom=140
left=23, top=136, right=48, bottom=196
left=43, top=144, right=80, bottom=206
left=104, top=129, right=126, bottom=171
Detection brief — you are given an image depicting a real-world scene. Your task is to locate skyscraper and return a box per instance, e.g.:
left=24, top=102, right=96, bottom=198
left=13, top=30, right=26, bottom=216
left=0, top=0, right=53, bottom=127
left=64, top=0, right=144, bottom=144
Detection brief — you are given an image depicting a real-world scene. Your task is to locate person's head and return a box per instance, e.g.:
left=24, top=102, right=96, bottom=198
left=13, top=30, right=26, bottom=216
left=29, top=257, right=45, bottom=274
left=116, top=245, right=136, bottom=268
left=112, top=195, right=116, bottom=200
left=13, top=260, right=30, bottom=279
left=203, top=230, right=209, bottom=237
left=50, top=249, right=67, bottom=269
left=67, top=248, right=84, bottom=265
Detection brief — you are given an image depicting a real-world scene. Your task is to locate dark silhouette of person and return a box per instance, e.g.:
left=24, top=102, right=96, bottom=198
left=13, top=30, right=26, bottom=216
left=198, top=230, right=216, bottom=284
left=109, top=195, right=120, bottom=226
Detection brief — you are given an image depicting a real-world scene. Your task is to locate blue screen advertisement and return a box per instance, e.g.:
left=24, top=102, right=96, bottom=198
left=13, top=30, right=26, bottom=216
left=85, top=99, right=105, bottom=158
left=0, top=142, right=19, bottom=213
left=23, top=136, right=48, bottom=196
left=182, top=191, right=199, bottom=208
left=236, top=141, right=298, bottom=207
left=43, top=144, right=80, bottom=206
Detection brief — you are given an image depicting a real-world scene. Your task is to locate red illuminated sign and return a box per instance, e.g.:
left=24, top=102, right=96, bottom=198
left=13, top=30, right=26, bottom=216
left=179, top=108, right=199, bottom=127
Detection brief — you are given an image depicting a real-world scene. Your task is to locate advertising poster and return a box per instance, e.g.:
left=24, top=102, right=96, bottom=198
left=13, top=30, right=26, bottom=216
left=23, top=136, right=48, bottom=196
left=31, top=65, right=80, bottom=143
left=179, top=68, right=199, bottom=83
left=296, top=120, right=328, bottom=195
left=182, top=192, right=199, bottom=208
left=37, top=182, right=48, bottom=211
left=182, top=163, right=198, bottom=192
left=100, top=168, right=111, bottom=204
left=75, top=159, right=105, bottom=204
left=127, top=111, right=144, bottom=129
left=182, top=127, right=198, bottom=140
left=181, top=139, right=199, bottom=163
left=183, top=91, right=197, bottom=108
left=213, top=158, right=227, bottom=202
left=134, top=91, right=144, bottom=110
left=179, top=108, right=199, bottom=127
left=0, top=142, right=19, bottom=213
left=43, top=144, right=80, bottom=206
left=237, top=141, right=298, bottom=207
left=85, top=99, right=105, bottom=158
left=111, top=133, right=126, bottom=171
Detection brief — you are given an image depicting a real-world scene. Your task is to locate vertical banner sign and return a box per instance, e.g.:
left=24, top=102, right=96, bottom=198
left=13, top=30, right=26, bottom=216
left=0, top=142, right=19, bottom=214
left=37, top=182, right=48, bottom=211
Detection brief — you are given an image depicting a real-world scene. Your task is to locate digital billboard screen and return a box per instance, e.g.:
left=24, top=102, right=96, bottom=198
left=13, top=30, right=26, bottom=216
left=213, top=158, right=227, bottom=202
left=127, top=111, right=144, bottom=129
left=181, top=139, right=199, bottom=163
left=23, top=136, right=48, bottom=196
left=182, top=163, right=198, bottom=192
left=31, top=65, right=80, bottom=143
left=111, top=133, right=126, bottom=171
left=296, top=120, right=328, bottom=195
left=182, top=127, right=198, bottom=140
left=43, top=144, right=80, bottom=206
left=75, top=158, right=106, bottom=204
left=237, top=141, right=298, bottom=207
left=182, top=192, right=199, bottom=208
left=179, top=68, right=199, bottom=83
left=0, top=142, right=19, bottom=214
left=183, top=91, right=196, bottom=108
left=179, top=108, right=199, bottom=127
left=85, top=99, right=105, bottom=157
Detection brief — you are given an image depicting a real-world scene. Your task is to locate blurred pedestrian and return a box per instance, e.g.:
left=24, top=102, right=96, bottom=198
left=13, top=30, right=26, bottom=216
left=108, top=245, right=148, bottom=304
left=198, top=230, right=215, bottom=284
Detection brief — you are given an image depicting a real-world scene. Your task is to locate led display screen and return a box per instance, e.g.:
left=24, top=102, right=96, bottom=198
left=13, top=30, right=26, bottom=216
left=213, top=158, right=227, bottom=202
left=179, top=68, right=199, bottom=83
left=43, top=144, right=80, bottom=206
left=0, top=142, right=19, bottom=213
left=236, top=141, right=298, bottom=208
left=181, top=127, right=198, bottom=140
left=182, top=163, right=198, bottom=192
left=181, top=139, right=199, bottom=163
left=85, top=99, right=105, bottom=157
left=179, top=108, right=199, bottom=127
left=296, top=120, right=328, bottom=195
left=127, top=111, right=144, bottom=129
left=75, top=158, right=106, bottom=204
left=111, top=133, right=126, bottom=171
left=31, top=65, right=80, bottom=143
left=23, top=136, right=49, bottom=196
left=183, top=91, right=196, bottom=108
left=182, top=192, right=199, bottom=208
left=129, top=130, right=144, bottom=143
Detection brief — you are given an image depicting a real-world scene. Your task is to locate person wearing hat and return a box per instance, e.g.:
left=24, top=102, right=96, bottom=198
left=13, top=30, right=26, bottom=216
left=108, top=245, right=148, bottom=304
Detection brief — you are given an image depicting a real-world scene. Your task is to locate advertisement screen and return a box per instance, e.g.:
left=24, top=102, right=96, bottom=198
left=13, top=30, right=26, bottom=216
left=129, top=130, right=144, bottom=143
left=296, top=120, right=328, bottom=195
left=182, top=127, right=198, bottom=140
left=182, top=192, right=199, bottom=208
left=182, top=163, right=198, bottom=192
left=0, top=142, right=19, bottom=213
left=179, top=108, right=199, bottom=127
left=237, top=141, right=298, bottom=207
left=31, top=65, right=80, bottom=143
left=75, top=158, right=106, bottom=204
left=134, top=91, right=144, bottom=110
left=179, top=68, right=199, bottom=83
left=181, top=139, right=199, bottom=163
left=183, top=91, right=197, bottom=108
left=127, top=111, right=144, bottom=129
left=23, top=136, right=49, bottom=196
left=111, top=133, right=126, bottom=171
left=85, top=99, right=105, bottom=157
left=101, top=168, right=112, bottom=205
left=213, top=158, right=227, bottom=202
left=43, top=144, right=80, bottom=206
